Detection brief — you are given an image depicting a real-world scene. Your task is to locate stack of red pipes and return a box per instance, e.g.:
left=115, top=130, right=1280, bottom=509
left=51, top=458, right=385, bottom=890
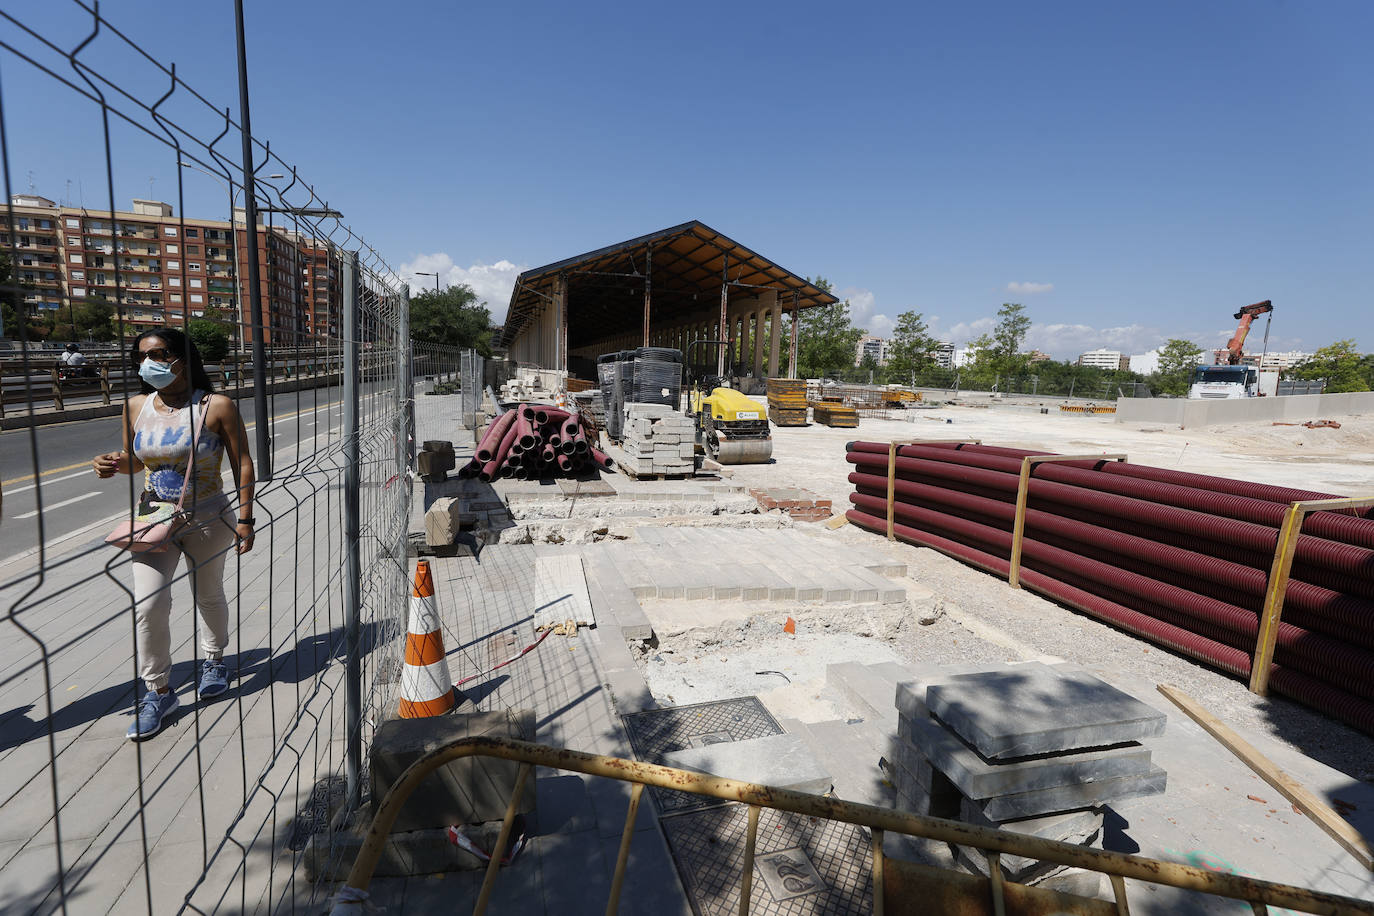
left=460, top=404, right=614, bottom=481
left=844, top=440, right=1374, bottom=735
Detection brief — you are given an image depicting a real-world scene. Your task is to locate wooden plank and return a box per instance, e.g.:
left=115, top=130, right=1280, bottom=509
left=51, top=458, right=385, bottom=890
left=1157, top=684, right=1374, bottom=871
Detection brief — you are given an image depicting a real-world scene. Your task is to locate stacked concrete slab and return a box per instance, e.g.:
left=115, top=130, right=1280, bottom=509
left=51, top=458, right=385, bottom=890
left=617, top=403, right=695, bottom=477
left=889, top=662, right=1167, bottom=897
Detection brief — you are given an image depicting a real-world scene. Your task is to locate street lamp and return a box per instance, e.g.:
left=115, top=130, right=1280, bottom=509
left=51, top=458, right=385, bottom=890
left=176, top=160, right=283, bottom=355
left=414, top=271, right=441, bottom=295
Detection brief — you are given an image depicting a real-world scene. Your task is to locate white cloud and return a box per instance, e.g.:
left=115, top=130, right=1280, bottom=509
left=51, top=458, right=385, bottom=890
left=1007, top=282, right=1054, bottom=295
left=1026, top=322, right=1164, bottom=360
left=400, top=253, right=528, bottom=322
left=838, top=286, right=895, bottom=337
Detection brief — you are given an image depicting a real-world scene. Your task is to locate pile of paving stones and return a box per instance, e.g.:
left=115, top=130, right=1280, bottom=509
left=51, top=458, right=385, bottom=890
left=890, top=661, right=1167, bottom=897
left=616, top=403, right=696, bottom=477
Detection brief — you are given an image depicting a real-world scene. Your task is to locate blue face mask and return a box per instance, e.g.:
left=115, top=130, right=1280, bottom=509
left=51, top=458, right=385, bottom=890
left=139, top=359, right=178, bottom=390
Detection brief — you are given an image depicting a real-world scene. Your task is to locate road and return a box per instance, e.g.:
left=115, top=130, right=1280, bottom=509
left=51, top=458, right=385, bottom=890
left=0, top=386, right=349, bottom=560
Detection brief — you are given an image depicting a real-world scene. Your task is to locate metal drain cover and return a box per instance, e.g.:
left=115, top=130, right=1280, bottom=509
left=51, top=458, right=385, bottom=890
left=660, top=804, right=875, bottom=915
left=622, top=696, right=784, bottom=814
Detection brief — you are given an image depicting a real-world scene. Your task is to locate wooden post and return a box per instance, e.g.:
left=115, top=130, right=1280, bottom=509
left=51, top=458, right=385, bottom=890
left=717, top=255, right=730, bottom=376
left=1250, top=495, right=1374, bottom=695
left=885, top=440, right=982, bottom=540
left=642, top=244, right=652, bottom=347
left=1009, top=454, right=1127, bottom=588
left=788, top=291, right=799, bottom=378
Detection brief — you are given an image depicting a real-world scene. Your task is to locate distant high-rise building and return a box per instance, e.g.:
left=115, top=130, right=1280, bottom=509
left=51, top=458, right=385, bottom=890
left=855, top=334, right=888, bottom=366
left=1239, top=350, right=1313, bottom=371
left=2, top=194, right=341, bottom=346
left=930, top=341, right=955, bottom=369
left=1076, top=348, right=1124, bottom=370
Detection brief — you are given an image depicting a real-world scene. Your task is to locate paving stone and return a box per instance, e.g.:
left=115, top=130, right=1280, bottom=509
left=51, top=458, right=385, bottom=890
left=970, top=764, right=1167, bottom=821
left=782, top=717, right=891, bottom=807
left=927, top=663, right=1168, bottom=759
left=534, top=773, right=596, bottom=836
left=827, top=661, right=901, bottom=726
left=956, top=801, right=1103, bottom=876
left=533, top=830, right=612, bottom=915
left=581, top=550, right=654, bottom=641
left=900, top=711, right=1154, bottom=800
left=597, top=830, right=694, bottom=916
left=661, top=733, right=831, bottom=795
left=370, top=710, right=536, bottom=832
left=895, top=661, right=1029, bottom=722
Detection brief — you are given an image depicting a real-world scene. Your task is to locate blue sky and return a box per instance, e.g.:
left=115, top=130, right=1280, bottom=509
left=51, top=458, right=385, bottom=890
left=4, top=0, right=1371, bottom=358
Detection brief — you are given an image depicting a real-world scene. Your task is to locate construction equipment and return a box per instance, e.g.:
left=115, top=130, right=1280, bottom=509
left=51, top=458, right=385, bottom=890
left=1190, top=300, right=1274, bottom=399
left=685, top=339, right=774, bottom=464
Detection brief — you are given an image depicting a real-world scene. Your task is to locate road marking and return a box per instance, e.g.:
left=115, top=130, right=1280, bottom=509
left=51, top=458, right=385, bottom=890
left=14, top=491, right=101, bottom=519
left=6, top=469, right=92, bottom=495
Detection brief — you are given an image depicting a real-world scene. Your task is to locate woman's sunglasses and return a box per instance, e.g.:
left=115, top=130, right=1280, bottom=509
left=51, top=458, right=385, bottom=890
left=135, top=348, right=180, bottom=364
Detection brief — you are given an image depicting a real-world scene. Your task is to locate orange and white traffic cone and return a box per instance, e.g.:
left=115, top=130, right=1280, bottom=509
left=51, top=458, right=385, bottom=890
left=398, top=560, right=456, bottom=718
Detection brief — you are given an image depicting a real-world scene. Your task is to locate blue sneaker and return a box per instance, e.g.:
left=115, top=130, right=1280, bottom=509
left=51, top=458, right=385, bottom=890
left=126, top=690, right=178, bottom=740
left=198, top=658, right=229, bottom=699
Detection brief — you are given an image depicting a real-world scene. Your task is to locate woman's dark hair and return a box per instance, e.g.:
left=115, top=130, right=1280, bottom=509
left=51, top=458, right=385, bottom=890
left=129, top=327, right=216, bottom=394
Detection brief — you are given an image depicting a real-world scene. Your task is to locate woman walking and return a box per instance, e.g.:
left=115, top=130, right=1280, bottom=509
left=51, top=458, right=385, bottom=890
left=93, top=328, right=256, bottom=740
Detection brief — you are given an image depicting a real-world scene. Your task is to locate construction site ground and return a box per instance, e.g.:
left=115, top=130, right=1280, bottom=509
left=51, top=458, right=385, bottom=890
left=381, top=399, right=1374, bottom=914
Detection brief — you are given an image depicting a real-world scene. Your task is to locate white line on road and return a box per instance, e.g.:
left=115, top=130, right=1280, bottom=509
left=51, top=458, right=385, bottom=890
left=14, top=491, right=101, bottom=519
left=7, top=469, right=92, bottom=495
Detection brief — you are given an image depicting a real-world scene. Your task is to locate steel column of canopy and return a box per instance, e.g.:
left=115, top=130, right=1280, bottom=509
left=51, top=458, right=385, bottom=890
left=642, top=244, right=652, bottom=347
left=789, top=290, right=800, bottom=378
left=718, top=253, right=729, bottom=376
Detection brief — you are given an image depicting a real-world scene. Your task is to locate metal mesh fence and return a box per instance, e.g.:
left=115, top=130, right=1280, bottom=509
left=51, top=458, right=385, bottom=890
left=0, top=3, right=412, bottom=912
left=412, top=342, right=461, bottom=445
left=459, top=348, right=483, bottom=429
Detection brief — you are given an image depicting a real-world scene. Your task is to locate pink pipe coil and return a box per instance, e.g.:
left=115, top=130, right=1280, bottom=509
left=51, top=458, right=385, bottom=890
left=475, top=410, right=518, bottom=463
left=848, top=490, right=1374, bottom=697
left=542, top=445, right=556, bottom=462
left=559, top=440, right=577, bottom=455
left=574, top=440, right=590, bottom=454
left=492, top=420, right=519, bottom=466
left=844, top=449, right=1374, bottom=588
left=851, top=440, right=1374, bottom=551
left=590, top=447, right=615, bottom=470
left=521, top=405, right=537, bottom=422
left=843, top=507, right=1374, bottom=736
left=845, top=469, right=1374, bottom=648
left=515, top=413, right=537, bottom=450
left=534, top=406, right=570, bottom=425
left=557, top=453, right=572, bottom=471
left=547, top=435, right=562, bottom=449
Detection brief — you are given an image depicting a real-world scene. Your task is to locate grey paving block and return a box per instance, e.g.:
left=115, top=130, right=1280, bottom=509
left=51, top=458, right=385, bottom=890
left=582, top=550, right=654, bottom=641
left=782, top=717, right=892, bottom=807
left=895, top=661, right=1018, bottom=721
left=585, top=773, right=658, bottom=839
left=827, top=661, right=900, bottom=725
left=971, top=764, right=1167, bottom=821
left=597, top=830, right=694, bottom=916
left=956, top=800, right=1103, bottom=876
left=737, top=562, right=795, bottom=601
left=534, top=773, right=596, bottom=836
left=927, top=663, right=1168, bottom=759
left=901, top=712, right=1154, bottom=800
left=370, top=710, right=536, bottom=832
left=662, top=733, right=832, bottom=795
left=534, top=830, right=612, bottom=915
left=845, top=565, right=908, bottom=603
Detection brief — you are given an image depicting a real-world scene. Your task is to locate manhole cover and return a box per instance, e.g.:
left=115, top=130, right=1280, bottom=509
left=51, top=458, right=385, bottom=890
left=622, top=697, right=784, bottom=814
left=660, top=804, right=874, bottom=916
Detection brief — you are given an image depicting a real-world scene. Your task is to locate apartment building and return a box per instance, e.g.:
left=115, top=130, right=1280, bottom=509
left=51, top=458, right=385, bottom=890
left=855, top=334, right=888, bottom=366
left=1076, top=348, right=1125, bottom=370
left=930, top=341, right=955, bottom=369
left=3, top=194, right=341, bottom=346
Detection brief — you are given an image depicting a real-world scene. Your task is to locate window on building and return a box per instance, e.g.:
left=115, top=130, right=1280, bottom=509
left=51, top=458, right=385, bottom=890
left=166, top=243, right=178, bottom=254
left=71, top=270, right=85, bottom=281
left=188, top=262, right=201, bottom=271
left=185, top=228, right=199, bottom=238
left=168, top=277, right=181, bottom=287
left=93, top=272, right=107, bottom=285
left=72, top=287, right=86, bottom=297
left=69, top=254, right=83, bottom=264
left=189, top=278, right=202, bottom=288
left=186, top=245, right=201, bottom=255
left=163, top=226, right=177, bottom=236
left=92, top=256, right=105, bottom=268
left=170, top=293, right=182, bottom=303
left=38, top=219, right=52, bottom=229
left=65, top=218, right=79, bottom=229
left=190, top=294, right=203, bottom=304
left=167, top=260, right=180, bottom=271
left=67, top=236, right=79, bottom=247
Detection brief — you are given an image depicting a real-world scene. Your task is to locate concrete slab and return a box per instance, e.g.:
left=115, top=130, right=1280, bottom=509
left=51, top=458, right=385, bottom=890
left=782, top=717, right=892, bottom=807
left=826, top=661, right=901, bottom=726
left=898, top=713, right=1155, bottom=800
left=662, top=733, right=832, bottom=795
left=967, top=764, right=1168, bottom=821
left=926, top=663, right=1167, bottom=759
left=580, top=550, right=654, bottom=641
left=533, top=554, right=596, bottom=629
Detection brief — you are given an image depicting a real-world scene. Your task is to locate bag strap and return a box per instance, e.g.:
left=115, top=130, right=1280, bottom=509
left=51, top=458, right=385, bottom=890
left=172, top=391, right=211, bottom=512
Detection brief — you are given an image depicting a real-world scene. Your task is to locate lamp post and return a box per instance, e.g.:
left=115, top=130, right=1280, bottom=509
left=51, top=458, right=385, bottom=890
left=414, top=270, right=440, bottom=295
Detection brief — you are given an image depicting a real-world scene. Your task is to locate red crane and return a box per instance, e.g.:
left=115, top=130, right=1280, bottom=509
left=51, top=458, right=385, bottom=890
left=1218, top=300, right=1274, bottom=365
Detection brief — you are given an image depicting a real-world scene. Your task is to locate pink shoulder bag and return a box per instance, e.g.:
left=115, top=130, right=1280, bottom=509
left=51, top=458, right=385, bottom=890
left=105, top=394, right=209, bottom=553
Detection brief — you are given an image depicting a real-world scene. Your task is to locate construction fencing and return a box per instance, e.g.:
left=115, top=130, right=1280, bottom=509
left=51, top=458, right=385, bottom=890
left=1, top=4, right=415, bottom=913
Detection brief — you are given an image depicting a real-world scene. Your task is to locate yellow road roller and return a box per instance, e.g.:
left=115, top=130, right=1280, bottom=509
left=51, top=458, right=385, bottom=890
left=685, top=340, right=774, bottom=465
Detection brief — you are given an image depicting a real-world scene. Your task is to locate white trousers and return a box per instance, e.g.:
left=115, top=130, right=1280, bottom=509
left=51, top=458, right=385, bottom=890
left=131, top=496, right=236, bottom=690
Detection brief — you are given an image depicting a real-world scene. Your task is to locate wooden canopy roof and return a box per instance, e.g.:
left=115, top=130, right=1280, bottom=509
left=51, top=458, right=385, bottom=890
left=499, top=221, right=838, bottom=349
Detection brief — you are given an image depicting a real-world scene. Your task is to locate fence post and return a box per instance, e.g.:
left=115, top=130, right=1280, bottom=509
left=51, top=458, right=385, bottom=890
left=401, top=286, right=415, bottom=469
left=342, top=250, right=363, bottom=810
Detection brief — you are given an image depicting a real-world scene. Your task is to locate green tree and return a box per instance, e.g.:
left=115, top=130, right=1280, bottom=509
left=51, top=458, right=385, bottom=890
left=1152, top=338, right=1204, bottom=396
left=1290, top=340, right=1369, bottom=393
left=0, top=252, right=51, bottom=341
left=410, top=283, right=493, bottom=355
left=989, top=302, right=1032, bottom=376
left=49, top=296, right=117, bottom=342
left=886, top=310, right=937, bottom=380
left=188, top=318, right=232, bottom=362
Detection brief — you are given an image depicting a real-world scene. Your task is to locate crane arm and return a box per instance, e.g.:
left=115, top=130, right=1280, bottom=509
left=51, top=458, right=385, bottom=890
left=1223, top=300, right=1273, bottom=365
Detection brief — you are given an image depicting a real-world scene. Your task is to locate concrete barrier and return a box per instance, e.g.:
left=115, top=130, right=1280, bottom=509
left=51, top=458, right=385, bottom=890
left=1115, top=391, right=1374, bottom=429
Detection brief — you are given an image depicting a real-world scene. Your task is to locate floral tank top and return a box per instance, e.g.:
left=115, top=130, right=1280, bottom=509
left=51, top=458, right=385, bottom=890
left=132, top=390, right=225, bottom=506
